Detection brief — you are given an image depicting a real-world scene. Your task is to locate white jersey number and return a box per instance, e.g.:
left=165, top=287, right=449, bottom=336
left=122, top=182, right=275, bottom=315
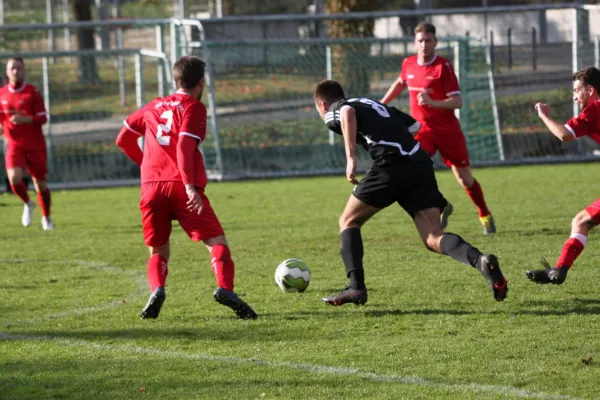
left=347, top=97, right=390, bottom=118
left=156, top=110, right=173, bottom=146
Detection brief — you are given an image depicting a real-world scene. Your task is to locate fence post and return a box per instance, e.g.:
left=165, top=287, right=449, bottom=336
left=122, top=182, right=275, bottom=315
left=485, top=39, right=504, bottom=161
left=507, top=27, right=512, bottom=70
left=116, top=29, right=126, bottom=107
left=532, top=27, right=537, bottom=71
left=156, top=24, right=166, bottom=96
left=489, top=30, right=494, bottom=69
left=595, top=36, right=599, bottom=69
left=134, top=52, right=144, bottom=109
left=42, top=56, right=56, bottom=177
left=326, top=44, right=334, bottom=146
left=46, top=0, right=56, bottom=62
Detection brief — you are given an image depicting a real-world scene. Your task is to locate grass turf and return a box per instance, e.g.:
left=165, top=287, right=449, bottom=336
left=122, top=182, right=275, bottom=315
left=1, top=163, right=600, bottom=399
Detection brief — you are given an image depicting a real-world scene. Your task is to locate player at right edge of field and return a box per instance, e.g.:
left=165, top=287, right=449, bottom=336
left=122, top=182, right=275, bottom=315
left=116, top=55, right=258, bottom=319
left=526, top=67, right=600, bottom=285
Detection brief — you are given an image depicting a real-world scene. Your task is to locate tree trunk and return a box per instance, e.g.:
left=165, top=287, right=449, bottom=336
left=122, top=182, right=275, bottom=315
left=325, top=0, right=376, bottom=97
left=73, top=0, right=100, bottom=84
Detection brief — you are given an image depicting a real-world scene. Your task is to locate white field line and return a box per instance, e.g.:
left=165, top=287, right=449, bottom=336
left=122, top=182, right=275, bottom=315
left=0, top=332, right=586, bottom=400
left=3, top=259, right=147, bottom=327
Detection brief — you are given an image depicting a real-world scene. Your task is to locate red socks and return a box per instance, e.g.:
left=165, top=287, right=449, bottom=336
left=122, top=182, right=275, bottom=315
left=37, top=189, right=51, bottom=217
left=556, top=235, right=586, bottom=269
left=211, top=244, right=235, bottom=291
left=147, top=254, right=169, bottom=292
left=10, top=182, right=30, bottom=203
left=466, top=179, right=490, bottom=217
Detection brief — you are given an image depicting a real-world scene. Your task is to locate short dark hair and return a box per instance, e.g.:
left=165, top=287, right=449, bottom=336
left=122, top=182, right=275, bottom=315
left=573, top=67, right=600, bottom=94
left=7, top=56, right=24, bottom=66
left=414, top=22, right=436, bottom=36
left=173, top=56, right=205, bottom=89
left=314, top=80, right=346, bottom=105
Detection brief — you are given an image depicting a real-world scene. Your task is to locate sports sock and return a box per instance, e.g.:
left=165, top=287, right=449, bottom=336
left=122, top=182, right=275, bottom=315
left=37, top=188, right=51, bottom=217
left=465, top=179, right=490, bottom=217
left=440, top=232, right=482, bottom=268
left=10, top=182, right=30, bottom=203
left=340, top=228, right=366, bottom=290
left=147, top=254, right=168, bottom=292
left=556, top=234, right=586, bottom=269
left=211, top=244, right=235, bottom=291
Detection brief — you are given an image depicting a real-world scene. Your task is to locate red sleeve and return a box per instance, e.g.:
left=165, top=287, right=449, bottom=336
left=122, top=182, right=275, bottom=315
left=116, top=126, right=143, bottom=166
left=123, top=103, right=151, bottom=136
left=179, top=102, right=207, bottom=142
left=176, top=135, right=198, bottom=185
left=565, top=105, right=599, bottom=139
left=441, top=60, right=461, bottom=98
left=399, top=58, right=408, bottom=82
left=31, top=87, right=48, bottom=125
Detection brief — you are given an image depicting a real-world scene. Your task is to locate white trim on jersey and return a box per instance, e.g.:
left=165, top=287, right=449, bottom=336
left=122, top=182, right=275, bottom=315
left=417, top=54, right=438, bottom=66
left=324, top=110, right=341, bottom=124
left=564, top=124, right=576, bottom=138
left=8, top=82, right=26, bottom=93
left=36, top=111, right=47, bottom=116
left=364, top=136, right=421, bottom=156
left=180, top=132, right=202, bottom=142
left=446, top=91, right=461, bottom=97
left=123, top=120, right=142, bottom=136
left=408, top=121, right=421, bottom=134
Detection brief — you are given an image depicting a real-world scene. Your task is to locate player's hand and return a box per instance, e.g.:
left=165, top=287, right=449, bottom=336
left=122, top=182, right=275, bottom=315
left=417, top=90, right=432, bottom=106
left=9, top=114, right=31, bottom=125
left=185, top=184, right=203, bottom=215
left=346, top=160, right=359, bottom=185
left=535, top=103, right=550, bottom=117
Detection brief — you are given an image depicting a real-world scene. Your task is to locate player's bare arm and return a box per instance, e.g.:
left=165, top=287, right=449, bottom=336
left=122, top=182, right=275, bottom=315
left=534, top=103, right=574, bottom=142
left=340, top=106, right=359, bottom=184
left=9, top=114, right=33, bottom=125
left=418, top=92, right=463, bottom=110
left=380, top=76, right=407, bottom=105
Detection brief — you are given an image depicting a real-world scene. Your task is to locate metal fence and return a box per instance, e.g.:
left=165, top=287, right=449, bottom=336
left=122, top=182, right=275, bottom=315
left=1, top=4, right=600, bottom=189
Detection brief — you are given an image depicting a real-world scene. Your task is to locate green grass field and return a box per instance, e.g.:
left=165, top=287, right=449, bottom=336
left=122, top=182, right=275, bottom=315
left=2, top=164, right=600, bottom=399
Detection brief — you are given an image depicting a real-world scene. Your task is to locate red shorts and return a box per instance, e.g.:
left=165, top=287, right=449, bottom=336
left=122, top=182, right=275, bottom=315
left=140, top=181, right=224, bottom=247
left=416, top=130, right=470, bottom=168
left=5, top=146, right=47, bottom=181
left=585, top=198, right=600, bottom=224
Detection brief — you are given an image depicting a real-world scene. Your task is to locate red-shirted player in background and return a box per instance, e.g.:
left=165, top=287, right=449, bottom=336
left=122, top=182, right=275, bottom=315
left=381, top=23, right=495, bottom=235
left=0, top=57, right=53, bottom=230
left=526, top=67, right=600, bottom=285
left=116, top=56, right=258, bottom=319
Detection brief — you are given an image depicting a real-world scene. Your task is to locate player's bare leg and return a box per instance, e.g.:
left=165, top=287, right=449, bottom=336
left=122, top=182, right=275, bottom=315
left=452, top=165, right=495, bottom=235
left=140, top=243, right=169, bottom=319
left=413, top=207, right=507, bottom=301
left=526, top=209, right=596, bottom=285
left=32, top=178, right=53, bottom=230
left=205, top=235, right=257, bottom=319
left=322, top=195, right=379, bottom=306
left=7, top=167, right=35, bottom=227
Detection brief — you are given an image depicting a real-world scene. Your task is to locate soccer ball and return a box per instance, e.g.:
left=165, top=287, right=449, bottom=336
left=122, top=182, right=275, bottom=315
left=274, top=258, right=311, bottom=293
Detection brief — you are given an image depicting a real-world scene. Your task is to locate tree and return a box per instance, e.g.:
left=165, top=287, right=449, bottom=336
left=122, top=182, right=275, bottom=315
left=72, top=0, right=100, bottom=84
left=325, top=0, right=378, bottom=97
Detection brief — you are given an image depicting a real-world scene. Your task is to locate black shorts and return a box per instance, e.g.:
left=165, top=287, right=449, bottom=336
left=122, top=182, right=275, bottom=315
left=352, top=160, right=448, bottom=217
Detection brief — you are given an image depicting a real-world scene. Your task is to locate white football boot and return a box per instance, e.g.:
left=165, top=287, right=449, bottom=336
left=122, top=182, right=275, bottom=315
left=21, top=201, right=35, bottom=227
left=42, top=216, right=55, bottom=231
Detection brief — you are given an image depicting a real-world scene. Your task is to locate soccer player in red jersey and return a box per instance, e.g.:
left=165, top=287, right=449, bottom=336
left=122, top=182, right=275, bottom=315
left=381, top=23, right=495, bottom=235
left=0, top=57, right=53, bottom=230
left=116, top=56, right=258, bottom=319
left=526, top=67, right=600, bottom=285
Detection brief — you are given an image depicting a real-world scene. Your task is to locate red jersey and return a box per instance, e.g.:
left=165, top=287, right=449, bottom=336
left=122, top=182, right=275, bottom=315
left=565, top=99, right=600, bottom=144
left=123, top=92, right=208, bottom=188
left=400, top=54, right=462, bottom=136
left=0, top=83, right=48, bottom=150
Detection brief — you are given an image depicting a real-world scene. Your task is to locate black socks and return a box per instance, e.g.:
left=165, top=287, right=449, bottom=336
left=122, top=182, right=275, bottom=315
left=440, top=232, right=482, bottom=268
left=340, top=228, right=366, bottom=290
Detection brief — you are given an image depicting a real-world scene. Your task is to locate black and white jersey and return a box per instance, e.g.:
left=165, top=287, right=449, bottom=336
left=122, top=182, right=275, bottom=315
left=324, top=97, right=430, bottom=163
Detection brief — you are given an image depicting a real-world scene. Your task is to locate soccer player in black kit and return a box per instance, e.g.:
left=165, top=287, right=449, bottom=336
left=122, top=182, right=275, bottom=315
left=314, top=80, right=508, bottom=306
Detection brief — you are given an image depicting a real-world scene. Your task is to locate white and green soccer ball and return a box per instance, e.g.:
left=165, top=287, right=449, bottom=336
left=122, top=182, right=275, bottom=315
left=274, top=258, right=311, bottom=293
